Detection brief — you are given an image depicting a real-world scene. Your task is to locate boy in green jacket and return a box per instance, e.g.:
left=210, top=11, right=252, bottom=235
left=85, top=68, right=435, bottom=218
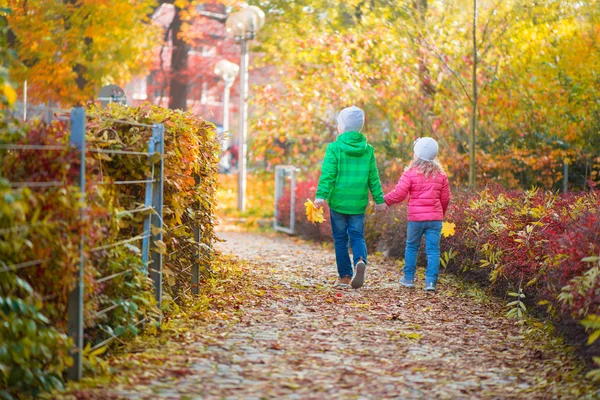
left=314, top=106, right=388, bottom=289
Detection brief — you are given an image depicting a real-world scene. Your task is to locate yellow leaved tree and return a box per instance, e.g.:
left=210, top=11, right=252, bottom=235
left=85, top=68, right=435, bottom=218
left=3, top=0, right=159, bottom=105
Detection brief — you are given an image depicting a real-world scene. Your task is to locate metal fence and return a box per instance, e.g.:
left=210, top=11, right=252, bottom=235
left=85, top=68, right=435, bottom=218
left=9, top=102, right=62, bottom=123
left=0, top=107, right=166, bottom=380
left=273, top=165, right=298, bottom=234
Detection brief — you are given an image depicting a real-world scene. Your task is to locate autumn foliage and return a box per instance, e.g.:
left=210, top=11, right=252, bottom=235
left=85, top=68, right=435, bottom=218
left=85, top=103, right=221, bottom=302
left=0, top=103, right=220, bottom=396
left=4, top=0, right=159, bottom=105
left=251, top=0, right=600, bottom=190
left=438, top=188, right=600, bottom=324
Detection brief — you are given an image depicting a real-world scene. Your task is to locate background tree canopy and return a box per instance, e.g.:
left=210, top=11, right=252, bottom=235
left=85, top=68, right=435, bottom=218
left=3, top=0, right=599, bottom=189
left=3, top=0, right=159, bottom=104
left=250, top=0, right=600, bottom=189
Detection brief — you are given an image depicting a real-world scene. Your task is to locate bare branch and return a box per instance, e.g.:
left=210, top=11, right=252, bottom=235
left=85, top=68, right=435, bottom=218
left=423, top=37, right=473, bottom=103
left=479, top=0, right=504, bottom=47
left=481, top=58, right=500, bottom=94
left=415, top=100, right=471, bottom=176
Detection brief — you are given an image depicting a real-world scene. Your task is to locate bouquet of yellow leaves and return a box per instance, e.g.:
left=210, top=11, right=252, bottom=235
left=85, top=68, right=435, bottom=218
left=304, top=199, right=325, bottom=224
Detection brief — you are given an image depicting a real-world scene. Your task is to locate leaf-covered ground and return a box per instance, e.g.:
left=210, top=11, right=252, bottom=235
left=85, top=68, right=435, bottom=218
left=64, top=228, right=597, bottom=399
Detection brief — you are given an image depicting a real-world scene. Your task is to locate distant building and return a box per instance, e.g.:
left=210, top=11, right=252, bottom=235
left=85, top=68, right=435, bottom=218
left=124, top=3, right=238, bottom=128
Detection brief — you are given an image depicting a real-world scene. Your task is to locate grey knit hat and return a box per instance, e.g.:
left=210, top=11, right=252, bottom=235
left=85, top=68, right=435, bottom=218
left=337, top=106, right=365, bottom=133
left=414, top=137, right=439, bottom=161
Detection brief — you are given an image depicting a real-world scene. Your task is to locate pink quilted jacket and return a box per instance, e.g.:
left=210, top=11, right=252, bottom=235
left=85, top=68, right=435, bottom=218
left=384, top=169, right=451, bottom=221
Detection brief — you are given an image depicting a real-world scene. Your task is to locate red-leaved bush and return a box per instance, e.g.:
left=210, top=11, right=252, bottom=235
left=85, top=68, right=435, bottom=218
left=438, top=188, right=600, bottom=317
left=277, top=177, right=331, bottom=241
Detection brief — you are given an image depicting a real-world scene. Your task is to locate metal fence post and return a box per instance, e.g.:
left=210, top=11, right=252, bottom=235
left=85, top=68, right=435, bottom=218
left=67, top=107, right=86, bottom=381
left=273, top=166, right=284, bottom=231
left=141, top=137, right=156, bottom=271
left=290, top=168, right=297, bottom=234
left=191, top=175, right=200, bottom=295
left=273, top=165, right=297, bottom=235
left=150, top=124, right=164, bottom=307
left=563, top=160, right=569, bottom=193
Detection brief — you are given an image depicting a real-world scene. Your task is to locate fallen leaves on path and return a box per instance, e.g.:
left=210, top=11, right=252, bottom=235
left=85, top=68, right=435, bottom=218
left=63, top=229, right=597, bottom=400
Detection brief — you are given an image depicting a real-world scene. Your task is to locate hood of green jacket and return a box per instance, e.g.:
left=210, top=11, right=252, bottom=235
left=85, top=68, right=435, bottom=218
left=337, top=131, right=368, bottom=156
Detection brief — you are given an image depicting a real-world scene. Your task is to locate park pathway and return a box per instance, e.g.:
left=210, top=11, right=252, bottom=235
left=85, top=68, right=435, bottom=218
left=69, top=227, right=595, bottom=399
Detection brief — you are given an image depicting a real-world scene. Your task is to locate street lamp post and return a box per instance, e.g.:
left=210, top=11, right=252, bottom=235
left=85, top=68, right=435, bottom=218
left=226, top=5, right=265, bottom=212
left=214, top=60, right=239, bottom=146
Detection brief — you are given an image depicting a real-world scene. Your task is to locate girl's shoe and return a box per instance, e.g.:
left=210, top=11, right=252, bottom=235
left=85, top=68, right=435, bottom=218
left=424, top=282, right=436, bottom=291
left=399, top=276, right=415, bottom=288
left=351, top=260, right=366, bottom=289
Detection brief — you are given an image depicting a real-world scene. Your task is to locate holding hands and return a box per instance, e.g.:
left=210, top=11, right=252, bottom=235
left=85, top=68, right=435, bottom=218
left=374, top=202, right=388, bottom=213
left=313, top=198, right=388, bottom=212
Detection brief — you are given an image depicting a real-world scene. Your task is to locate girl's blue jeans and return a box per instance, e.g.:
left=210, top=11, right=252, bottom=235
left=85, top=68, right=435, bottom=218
left=330, top=210, right=367, bottom=279
left=404, top=221, right=442, bottom=284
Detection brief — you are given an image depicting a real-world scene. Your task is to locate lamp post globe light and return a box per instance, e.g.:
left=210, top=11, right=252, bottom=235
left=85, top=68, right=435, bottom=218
left=214, top=59, right=239, bottom=147
left=226, top=5, right=265, bottom=212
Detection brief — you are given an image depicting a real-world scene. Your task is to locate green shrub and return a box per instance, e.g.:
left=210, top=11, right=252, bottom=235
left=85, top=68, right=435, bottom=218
left=0, top=183, right=72, bottom=399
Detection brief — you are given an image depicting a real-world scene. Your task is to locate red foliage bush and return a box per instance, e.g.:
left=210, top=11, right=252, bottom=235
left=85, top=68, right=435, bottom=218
left=437, top=187, right=600, bottom=360
left=276, top=177, right=331, bottom=241
left=293, top=179, right=332, bottom=240
left=440, top=188, right=600, bottom=310
left=550, top=212, right=600, bottom=318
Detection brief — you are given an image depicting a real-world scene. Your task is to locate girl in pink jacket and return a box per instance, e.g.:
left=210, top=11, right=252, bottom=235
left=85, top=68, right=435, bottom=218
left=383, top=137, right=450, bottom=291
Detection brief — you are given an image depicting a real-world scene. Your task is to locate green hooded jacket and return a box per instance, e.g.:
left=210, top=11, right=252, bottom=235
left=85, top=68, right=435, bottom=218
left=315, top=131, right=385, bottom=214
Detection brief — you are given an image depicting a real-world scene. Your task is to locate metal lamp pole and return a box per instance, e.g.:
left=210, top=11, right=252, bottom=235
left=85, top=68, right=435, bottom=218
left=226, top=6, right=265, bottom=212
left=237, top=37, right=250, bottom=211
left=214, top=59, right=239, bottom=147
left=223, top=76, right=234, bottom=135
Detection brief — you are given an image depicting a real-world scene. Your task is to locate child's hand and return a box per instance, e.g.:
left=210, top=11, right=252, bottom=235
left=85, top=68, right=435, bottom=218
left=374, top=203, right=388, bottom=213
left=314, top=198, right=326, bottom=207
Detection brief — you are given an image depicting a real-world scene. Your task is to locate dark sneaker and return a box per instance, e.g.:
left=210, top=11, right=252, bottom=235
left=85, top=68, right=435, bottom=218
left=424, top=282, right=436, bottom=292
left=336, top=275, right=351, bottom=289
left=351, top=260, right=366, bottom=289
left=399, top=276, right=415, bottom=288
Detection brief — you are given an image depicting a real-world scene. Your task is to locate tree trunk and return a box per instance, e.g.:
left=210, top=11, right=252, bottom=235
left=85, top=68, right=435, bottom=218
left=469, top=0, right=478, bottom=186
left=66, top=0, right=91, bottom=102
left=168, top=5, right=188, bottom=111
left=415, top=0, right=434, bottom=137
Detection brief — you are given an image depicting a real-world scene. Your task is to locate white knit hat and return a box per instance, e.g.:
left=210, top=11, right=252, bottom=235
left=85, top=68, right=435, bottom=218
left=337, top=106, right=365, bottom=133
left=414, top=137, right=439, bottom=161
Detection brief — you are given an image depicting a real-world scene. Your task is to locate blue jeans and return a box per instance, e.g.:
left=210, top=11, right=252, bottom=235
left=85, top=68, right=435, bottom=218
left=330, top=210, right=367, bottom=278
left=404, top=221, right=442, bottom=284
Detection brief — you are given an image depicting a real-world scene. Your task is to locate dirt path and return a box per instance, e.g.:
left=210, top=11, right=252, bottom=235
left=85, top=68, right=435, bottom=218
left=68, top=229, right=595, bottom=399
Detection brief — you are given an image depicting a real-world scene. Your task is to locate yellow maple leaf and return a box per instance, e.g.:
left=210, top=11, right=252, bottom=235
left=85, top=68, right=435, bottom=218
left=441, top=222, right=456, bottom=238
left=3, top=83, right=16, bottom=106
left=304, top=199, right=325, bottom=224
